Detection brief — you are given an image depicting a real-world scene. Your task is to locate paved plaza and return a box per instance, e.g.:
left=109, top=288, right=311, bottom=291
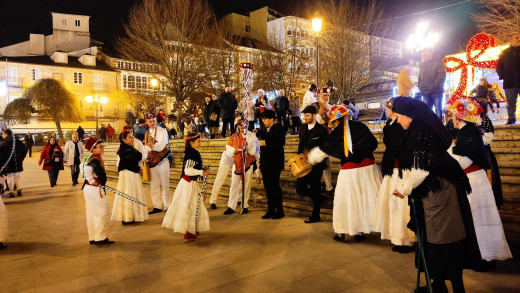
left=0, top=154, right=519, bottom=293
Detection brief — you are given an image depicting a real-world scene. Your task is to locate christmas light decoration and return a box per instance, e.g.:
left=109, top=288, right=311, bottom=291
left=444, top=33, right=498, bottom=100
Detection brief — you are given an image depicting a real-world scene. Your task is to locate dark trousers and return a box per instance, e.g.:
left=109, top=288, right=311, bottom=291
left=260, top=166, right=283, bottom=214
left=108, top=136, right=113, bottom=143
left=426, top=240, right=465, bottom=293
left=504, top=87, right=520, bottom=123
left=47, top=164, right=60, bottom=186
left=221, top=118, right=235, bottom=138
left=422, top=94, right=443, bottom=121
left=71, top=163, right=80, bottom=184
left=277, top=111, right=289, bottom=133
left=26, top=146, right=32, bottom=157
left=290, top=117, right=301, bottom=134
left=296, top=166, right=323, bottom=219
left=248, top=121, right=255, bottom=132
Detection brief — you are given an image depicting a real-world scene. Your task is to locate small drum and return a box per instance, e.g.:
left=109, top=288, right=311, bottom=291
left=287, top=154, right=312, bottom=178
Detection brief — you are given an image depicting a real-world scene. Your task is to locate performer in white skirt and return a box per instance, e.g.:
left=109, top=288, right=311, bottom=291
left=308, top=105, right=382, bottom=242
left=163, top=133, right=211, bottom=243
left=372, top=98, right=415, bottom=252
left=111, top=129, right=149, bottom=225
left=0, top=198, right=8, bottom=249
left=81, top=137, right=114, bottom=246
left=446, top=97, right=512, bottom=264
left=208, top=151, right=233, bottom=210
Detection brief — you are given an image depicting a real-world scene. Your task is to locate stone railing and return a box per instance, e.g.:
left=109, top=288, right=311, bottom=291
left=103, top=124, right=520, bottom=244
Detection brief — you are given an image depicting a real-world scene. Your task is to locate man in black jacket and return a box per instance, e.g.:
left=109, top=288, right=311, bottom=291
left=203, top=96, right=213, bottom=137
left=24, top=132, right=34, bottom=157
left=418, top=48, right=446, bottom=120
left=257, top=110, right=286, bottom=219
left=217, top=86, right=238, bottom=138
left=497, top=32, right=520, bottom=124
left=296, top=106, right=329, bottom=223
left=274, top=89, right=290, bottom=133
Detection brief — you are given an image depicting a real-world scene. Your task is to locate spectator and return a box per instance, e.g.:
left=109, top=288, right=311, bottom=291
left=418, top=47, right=446, bottom=120
left=209, top=94, right=221, bottom=138
left=1, top=129, right=26, bottom=198
left=196, top=119, right=207, bottom=136
left=327, top=80, right=341, bottom=105
left=134, top=119, right=147, bottom=142
left=125, top=110, right=136, bottom=126
left=193, top=106, right=200, bottom=125
left=98, top=125, right=107, bottom=141
left=397, top=66, right=416, bottom=97
left=63, top=133, right=84, bottom=186
left=157, top=109, right=166, bottom=125
left=497, top=32, right=520, bottom=124
left=77, top=126, right=85, bottom=141
left=255, top=89, right=272, bottom=129
left=24, top=132, right=34, bottom=157
left=106, top=124, right=115, bottom=143
left=289, top=90, right=301, bottom=135
left=38, top=137, right=64, bottom=187
left=217, top=86, right=238, bottom=138
left=274, top=89, right=290, bottom=133
left=343, top=100, right=359, bottom=120
left=302, top=84, right=318, bottom=112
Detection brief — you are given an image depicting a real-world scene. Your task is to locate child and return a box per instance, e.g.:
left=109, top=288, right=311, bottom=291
left=82, top=137, right=114, bottom=246
left=196, top=119, right=207, bottom=136
left=162, top=133, right=211, bottom=242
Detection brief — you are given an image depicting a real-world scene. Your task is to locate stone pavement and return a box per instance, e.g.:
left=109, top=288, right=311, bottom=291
left=0, top=154, right=519, bottom=293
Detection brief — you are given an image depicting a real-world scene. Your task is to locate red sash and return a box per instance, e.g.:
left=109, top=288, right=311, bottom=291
left=464, top=164, right=482, bottom=174
left=394, top=159, right=399, bottom=169
left=182, top=175, right=198, bottom=182
left=341, top=158, right=375, bottom=170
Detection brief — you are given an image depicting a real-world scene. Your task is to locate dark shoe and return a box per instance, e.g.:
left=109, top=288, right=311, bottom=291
left=354, top=234, right=366, bottom=242
left=272, top=212, right=285, bottom=219
left=261, top=211, right=273, bottom=219
left=398, top=245, right=413, bottom=253
left=0, top=242, right=7, bottom=249
left=333, top=233, right=345, bottom=242
left=223, top=207, right=235, bottom=215
left=16, top=190, right=21, bottom=197
left=72, top=182, right=77, bottom=186
left=8, top=193, right=14, bottom=198
left=241, top=208, right=248, bottom=214
left=89, top=241, right=95, bottom=245
left=148, top=208, right=163, bottom=214
left=122, top=220, right=136, bottom=225
left=326, top=189, right=334, bottom=196
left=506, top=120, right=516, bottom=125
left=95, top=238, right=115, bottom=246
left=210, top=203, right=217, bottom=209
left=391, top=245, right=400, bottom=252
left=304, top=217, right=321, bottom=224
left=184, top=232, right=199, bottom=243
left=237, top=201, right=242, bottom=207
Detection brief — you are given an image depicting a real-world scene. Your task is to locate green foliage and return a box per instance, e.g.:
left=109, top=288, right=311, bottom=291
left=3, top=97, right=33, bottom=124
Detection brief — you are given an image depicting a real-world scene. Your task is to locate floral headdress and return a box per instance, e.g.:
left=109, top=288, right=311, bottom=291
left=446, top=96, right=484, bottom=125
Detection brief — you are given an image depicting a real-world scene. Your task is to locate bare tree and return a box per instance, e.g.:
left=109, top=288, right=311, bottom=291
left=117, top=0, right=218, bottom=114
left=314, top=0, right=390, bottom=101
left=474, top=0, right=520, bottom=43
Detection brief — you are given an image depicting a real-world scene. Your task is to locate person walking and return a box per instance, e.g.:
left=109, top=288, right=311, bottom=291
left=418, top=47, right=446, bottom=120
left=257, top=110, right=286, bottom=219
left=274, top=89, right=290, bottom=133
left=77, top=126, right=85, bottom=141
left=497, top=32, right=520, bottom=124
left=24, top=132, right=34, bottom=158
left=38, top=137, right=64, bottom=187
left=1, top=129, right=27, bottom=198
left=106, top=124, right=115, bottom=143
left=289, top=90, right=301, bottom=135
left=63, top=133, right=84, bottom=186
left=98, top=125, right=107, bottom=141
left=217, top=86, right=238, bottom=138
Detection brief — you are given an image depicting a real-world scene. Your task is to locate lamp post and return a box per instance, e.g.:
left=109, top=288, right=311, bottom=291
left=150, top=78, right=159, bottom=112
left=312, top=18, right=322, bottom=87
left=85, top=94, right=108, bottom=135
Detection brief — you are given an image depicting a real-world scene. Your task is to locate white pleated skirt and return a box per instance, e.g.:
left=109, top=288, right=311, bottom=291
left=333, top=164, right=381, bottom=235
left=372, top=168, right=416, bottom=246
left=467, top=169, right=511, bottom=261
left=111, top=170, right=149, bottom=222
left=0, top=198, right=8, bottom=242
left=162, top=178, right=210, bottom=234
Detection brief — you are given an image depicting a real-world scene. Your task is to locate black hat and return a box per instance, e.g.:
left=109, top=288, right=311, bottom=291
left=301, top=105, right=318, bottom=114
left=261, top=109, right=276, bottom=119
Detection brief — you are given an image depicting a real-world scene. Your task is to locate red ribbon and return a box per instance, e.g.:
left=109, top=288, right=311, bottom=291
left=444, top=33, right=498, bottom=100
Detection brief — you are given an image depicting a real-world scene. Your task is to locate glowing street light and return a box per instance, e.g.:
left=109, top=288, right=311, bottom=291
left=150, top=78, right=159, bottom=111
left=85, top=94, right=108, bottom=136
left=312, top=18, right=323, bottom=87
left=407, top=22, right=440, bottom=53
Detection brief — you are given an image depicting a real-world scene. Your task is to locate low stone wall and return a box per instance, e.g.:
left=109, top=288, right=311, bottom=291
left=103, top=124, right=520, bottom=244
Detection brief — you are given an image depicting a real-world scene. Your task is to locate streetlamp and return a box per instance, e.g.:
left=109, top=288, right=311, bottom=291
left=312, top=18, right=323, bottom=87
left=150, top=78, right=159, bottom=112
left=85, top=94, right=108, bottom=135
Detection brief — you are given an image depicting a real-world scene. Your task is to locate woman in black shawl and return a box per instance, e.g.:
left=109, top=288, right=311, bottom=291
left=391, top=97, right=480, bottom=293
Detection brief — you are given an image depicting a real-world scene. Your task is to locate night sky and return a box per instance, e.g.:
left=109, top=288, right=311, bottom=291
left=0, top=0, right=479, bottom=55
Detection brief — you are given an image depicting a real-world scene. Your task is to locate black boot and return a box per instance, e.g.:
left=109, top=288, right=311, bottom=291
left=95, top=238, right=115, bottom=246
left=17, top=190, right=22, bottom=197
left=148, top=208, right=163, bottom=214
left=261, top=211, right=273, bottom=219
left=333, top=233, right=345, bottom=242
left=210, top=203, right=217, bottom=209
left=223, top=207, right=235, bottom=215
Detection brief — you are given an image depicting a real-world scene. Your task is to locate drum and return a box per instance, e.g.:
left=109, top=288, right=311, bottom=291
left=142, top=161, right=151, bottom=182
left=287, top=153, right=312, bottom=178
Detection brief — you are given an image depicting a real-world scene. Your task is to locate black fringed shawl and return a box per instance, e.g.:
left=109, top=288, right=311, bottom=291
left=181, top=146, right=203, bottom=179
left=452, top=123, right=490, bottom=170
left=117, top=143, right=142, bottom=173
left=381, top=119, right=405, bottom=177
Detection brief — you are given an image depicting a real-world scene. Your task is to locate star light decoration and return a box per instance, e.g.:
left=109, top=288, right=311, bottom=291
left=443, top=33, right=498, bottom=100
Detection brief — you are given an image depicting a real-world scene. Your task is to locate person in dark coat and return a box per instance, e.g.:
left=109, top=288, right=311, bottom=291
left=418, top=48, right=446, bottom=120
left=295, top=106, right=329, bottom=223
left=1, top=129, right=27, bottom=198
left=38, top=137, right=64, bottom=187
left=98, top=125, right=108, bottom=141
left=496, top=32, right=520, bottom=124
left=274, top=89, right=290, bottom=133
left=217, top=86, right=238, bottom=138
left=77, top=126, right=85, bottom=141
left=257, top=110, right=286, bottom=219
left=24, top=132, right=34, bottom=157
left=392, top=96, right=481, bottom=293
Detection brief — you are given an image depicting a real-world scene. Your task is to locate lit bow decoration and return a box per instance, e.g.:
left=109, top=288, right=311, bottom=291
left=443, top=33, right=498, bottom=100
